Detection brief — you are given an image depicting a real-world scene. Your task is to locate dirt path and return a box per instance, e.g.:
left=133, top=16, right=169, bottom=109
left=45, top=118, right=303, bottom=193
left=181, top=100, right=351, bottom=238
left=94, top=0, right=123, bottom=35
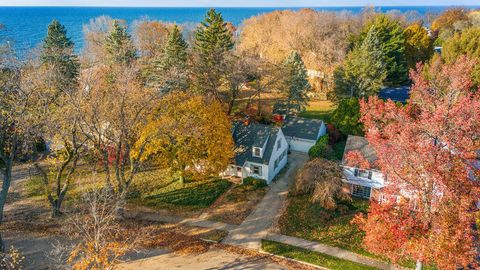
left=223, top=152, right=308, bottom=250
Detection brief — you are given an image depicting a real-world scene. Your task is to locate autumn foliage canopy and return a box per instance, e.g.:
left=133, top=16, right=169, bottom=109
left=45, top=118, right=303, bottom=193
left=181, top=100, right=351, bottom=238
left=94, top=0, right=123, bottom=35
left=353, top=56, right=480, bottom=269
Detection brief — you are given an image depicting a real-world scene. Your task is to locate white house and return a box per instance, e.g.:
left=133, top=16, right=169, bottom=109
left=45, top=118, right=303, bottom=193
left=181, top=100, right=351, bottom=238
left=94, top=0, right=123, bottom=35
left=223, top=122, right=289, bottom=184
left=281, top=116, right=327, bottom=153
left=341, top=135, right=386, bottom=199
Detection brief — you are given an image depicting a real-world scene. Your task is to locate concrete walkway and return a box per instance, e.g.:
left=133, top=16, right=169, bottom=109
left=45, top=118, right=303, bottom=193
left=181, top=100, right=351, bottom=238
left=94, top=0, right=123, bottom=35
left=266, top=233, right=406, bottom=270
left=223, top=152, right=308, bottom=250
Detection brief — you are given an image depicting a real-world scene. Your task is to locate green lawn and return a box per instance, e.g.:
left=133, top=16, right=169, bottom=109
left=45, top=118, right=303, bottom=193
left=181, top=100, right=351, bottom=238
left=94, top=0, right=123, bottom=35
left=299, top=100, right=336, bottom=123
left=131, top=178, right=232, bottom=212
left=262, top=240, right=380, bottom=270
left=279, top=195, right=374, bottom=257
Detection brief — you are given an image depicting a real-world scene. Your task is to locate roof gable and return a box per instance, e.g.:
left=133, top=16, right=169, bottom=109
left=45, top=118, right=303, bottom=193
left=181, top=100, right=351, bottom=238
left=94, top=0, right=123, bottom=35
left=232, top=122, right=280, bottom=165
left=342, top=135, right=378, bottom=167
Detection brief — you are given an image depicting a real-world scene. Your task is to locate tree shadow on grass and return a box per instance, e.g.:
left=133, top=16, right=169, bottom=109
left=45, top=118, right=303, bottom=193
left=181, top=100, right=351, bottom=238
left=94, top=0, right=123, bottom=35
left=144, top=179, right=232, bottom=211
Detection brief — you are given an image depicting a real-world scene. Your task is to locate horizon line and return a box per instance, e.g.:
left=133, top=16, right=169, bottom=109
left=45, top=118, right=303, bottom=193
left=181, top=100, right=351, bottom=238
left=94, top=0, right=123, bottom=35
left=0, top=4, right=478, bottom=8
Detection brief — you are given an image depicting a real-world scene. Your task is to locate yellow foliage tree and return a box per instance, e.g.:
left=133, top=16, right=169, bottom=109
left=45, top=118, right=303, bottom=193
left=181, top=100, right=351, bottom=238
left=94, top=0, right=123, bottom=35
left=404, top=23, right=433, bottom=69
left=135, top=92, right=234, bottom=183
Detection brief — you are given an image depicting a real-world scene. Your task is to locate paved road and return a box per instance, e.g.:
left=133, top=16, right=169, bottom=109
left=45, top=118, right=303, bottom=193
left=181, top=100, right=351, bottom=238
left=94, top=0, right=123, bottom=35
left=223, top=152, right=308, bottom=250
left=118, top=248, right=287, bottom=270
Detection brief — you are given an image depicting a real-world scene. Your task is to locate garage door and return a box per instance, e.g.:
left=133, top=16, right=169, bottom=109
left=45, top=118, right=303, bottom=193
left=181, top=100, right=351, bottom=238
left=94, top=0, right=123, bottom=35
left=289, top=140, right=315, bottom=153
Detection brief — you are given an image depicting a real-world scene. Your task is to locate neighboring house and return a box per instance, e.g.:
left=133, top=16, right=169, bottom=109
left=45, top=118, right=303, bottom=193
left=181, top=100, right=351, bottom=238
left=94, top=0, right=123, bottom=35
left=341, top=135, right=386, bottom=199
left=223, top=121, right=289, bottom=184
left=282, top=116, right=327, bottom=153
left=379, top=86, right=410, bottom=103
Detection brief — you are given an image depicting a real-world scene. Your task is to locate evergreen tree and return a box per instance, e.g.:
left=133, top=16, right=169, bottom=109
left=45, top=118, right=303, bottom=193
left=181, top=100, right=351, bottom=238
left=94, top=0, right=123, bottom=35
left=358, top=14, right=408, bottom=86
left=104, top=20, right=136, bottom=65
left=282, top=51, right=311, bottom=114
left=41, top=20, right=79, bottom=92
left=192, top=8, right=234, bottom=99
left=154, top=25, right=189, bottom=92
left=331, top=97, right=364, bottom=136
left=334, top=27, right=387, bottom=99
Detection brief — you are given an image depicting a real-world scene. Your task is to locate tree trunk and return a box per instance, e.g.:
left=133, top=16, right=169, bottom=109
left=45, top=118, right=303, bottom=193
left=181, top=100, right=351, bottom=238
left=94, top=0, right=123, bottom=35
left=227, top=98, right=235, bottom=116
left=50, top=201, right=62, bottom=218
left=179, top=175, right=185, bottom=185
left=115, top=191, right=126, bottom=219
left=0, top=162, right=12, bottom=225
left=415, top=260, right=423, bottom=270
left=0, top=232, right=4, bottom=253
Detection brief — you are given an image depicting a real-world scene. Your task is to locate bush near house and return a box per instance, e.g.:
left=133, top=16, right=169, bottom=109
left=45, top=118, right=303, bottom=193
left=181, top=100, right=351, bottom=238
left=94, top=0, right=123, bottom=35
left=308, top=134, right=335, bottom=160
left=242, top=177, right=268, bottom=190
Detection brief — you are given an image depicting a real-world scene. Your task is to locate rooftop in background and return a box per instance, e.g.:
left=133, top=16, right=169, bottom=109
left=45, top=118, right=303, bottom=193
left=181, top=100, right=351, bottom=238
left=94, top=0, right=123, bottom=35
left=282, top=116, right=324, bottom=141
left=379, top=85, right=410, bottom=103
left=342, top=135, right=378, bottom=167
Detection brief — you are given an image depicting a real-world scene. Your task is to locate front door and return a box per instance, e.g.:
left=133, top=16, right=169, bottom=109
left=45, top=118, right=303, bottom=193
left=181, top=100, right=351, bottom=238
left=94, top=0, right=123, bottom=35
left=236, top=166, right=243, bottom=177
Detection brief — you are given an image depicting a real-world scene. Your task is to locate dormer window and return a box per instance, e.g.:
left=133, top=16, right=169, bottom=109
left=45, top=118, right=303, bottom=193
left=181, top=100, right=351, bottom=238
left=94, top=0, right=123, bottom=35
left=253, top=147, right=261, bottom=157
left=354, top=168, right=373, bottom=180
left=277, top=139, right=281, bottom=150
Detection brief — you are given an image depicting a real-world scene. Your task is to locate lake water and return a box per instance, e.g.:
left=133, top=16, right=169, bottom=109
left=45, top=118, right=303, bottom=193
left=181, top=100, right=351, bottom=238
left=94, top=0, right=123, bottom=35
left=0, top=6, right=477, bottom=56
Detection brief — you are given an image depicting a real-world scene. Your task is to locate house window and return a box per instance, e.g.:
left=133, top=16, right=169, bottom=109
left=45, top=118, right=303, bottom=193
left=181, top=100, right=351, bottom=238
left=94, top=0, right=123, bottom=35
left=360, top=170, right=369, bottom=179
left=355, top=169, right=372, bottom=180
left=251, top=165, right=262, bottom=176
left=253, top=147, right=261, bottom=157
left=274, top=158, right=279, bottom=169
left=352, top=184, right=371, bottom=199
left=236, top=166, right=242, bottom=173
left=277, top=140, right=281, bottom=150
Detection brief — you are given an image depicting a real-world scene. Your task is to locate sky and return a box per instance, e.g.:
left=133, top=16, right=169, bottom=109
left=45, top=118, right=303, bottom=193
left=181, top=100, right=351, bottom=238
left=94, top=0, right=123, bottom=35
left=0, top=0, right=479, bottom=7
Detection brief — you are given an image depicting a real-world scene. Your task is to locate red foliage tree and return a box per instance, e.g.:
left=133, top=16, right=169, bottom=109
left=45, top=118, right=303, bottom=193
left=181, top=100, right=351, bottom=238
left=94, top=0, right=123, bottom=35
left=353, top=56, right=480, bottom=269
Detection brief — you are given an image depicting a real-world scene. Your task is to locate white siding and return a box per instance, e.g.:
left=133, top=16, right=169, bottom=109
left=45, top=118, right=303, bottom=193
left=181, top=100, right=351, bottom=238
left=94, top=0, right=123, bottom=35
left=317, top=122, right=327, bottom=140
left=244, top=162, right=269, bottom=182
left=342, top=166, right=385, bottom=189
left=286, top=137, right=316, bottom=153
left=267, top=129, right=289, bottom=183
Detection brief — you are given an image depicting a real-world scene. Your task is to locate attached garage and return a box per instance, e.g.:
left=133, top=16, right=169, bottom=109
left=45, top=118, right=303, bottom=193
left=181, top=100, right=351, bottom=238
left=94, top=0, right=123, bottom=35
left=286, top=137, right=316, bottom=152
left=281, top=116, right=327, bottom=153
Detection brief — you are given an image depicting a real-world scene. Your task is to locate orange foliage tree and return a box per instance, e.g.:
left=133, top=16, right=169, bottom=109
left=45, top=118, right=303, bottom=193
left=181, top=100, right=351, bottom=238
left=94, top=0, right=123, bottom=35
left=353, top=56, right=480, bottom=269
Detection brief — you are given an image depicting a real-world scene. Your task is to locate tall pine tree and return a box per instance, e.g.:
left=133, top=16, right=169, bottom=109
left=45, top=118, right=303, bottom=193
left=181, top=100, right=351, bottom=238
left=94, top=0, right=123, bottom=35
left=282, top=51, right=311, bottom=114
left=104, top=20, right=136, bottom=65
left=334, top=27, right=387, bottom=99
left=192, top=8, right=234, bottom=99
left=153, top=24, right=189, bottom=92
left=357, top=14, right=407, bottom=86
left=41, top=20, right=79, bottom=92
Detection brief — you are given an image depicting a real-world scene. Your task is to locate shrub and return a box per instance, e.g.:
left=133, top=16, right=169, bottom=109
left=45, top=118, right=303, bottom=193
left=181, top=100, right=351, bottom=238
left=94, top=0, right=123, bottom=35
left=295, top=159, right=351, bottom=210
left=327, top=124, right=342, bottom=144
left=331, top=97, right=364, bottom=136
left=242, top=177, right=268, bottom=190
left=308, top=134, right=334, bottom=160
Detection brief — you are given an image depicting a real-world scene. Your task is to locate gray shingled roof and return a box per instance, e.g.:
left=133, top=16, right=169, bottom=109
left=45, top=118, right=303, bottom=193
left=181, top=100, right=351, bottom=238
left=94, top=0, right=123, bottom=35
left=342, top=135, right=378, bottom=167
left=282, top=116, right=323, bottom=141
left=232, top=122, right=279, bottom=166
